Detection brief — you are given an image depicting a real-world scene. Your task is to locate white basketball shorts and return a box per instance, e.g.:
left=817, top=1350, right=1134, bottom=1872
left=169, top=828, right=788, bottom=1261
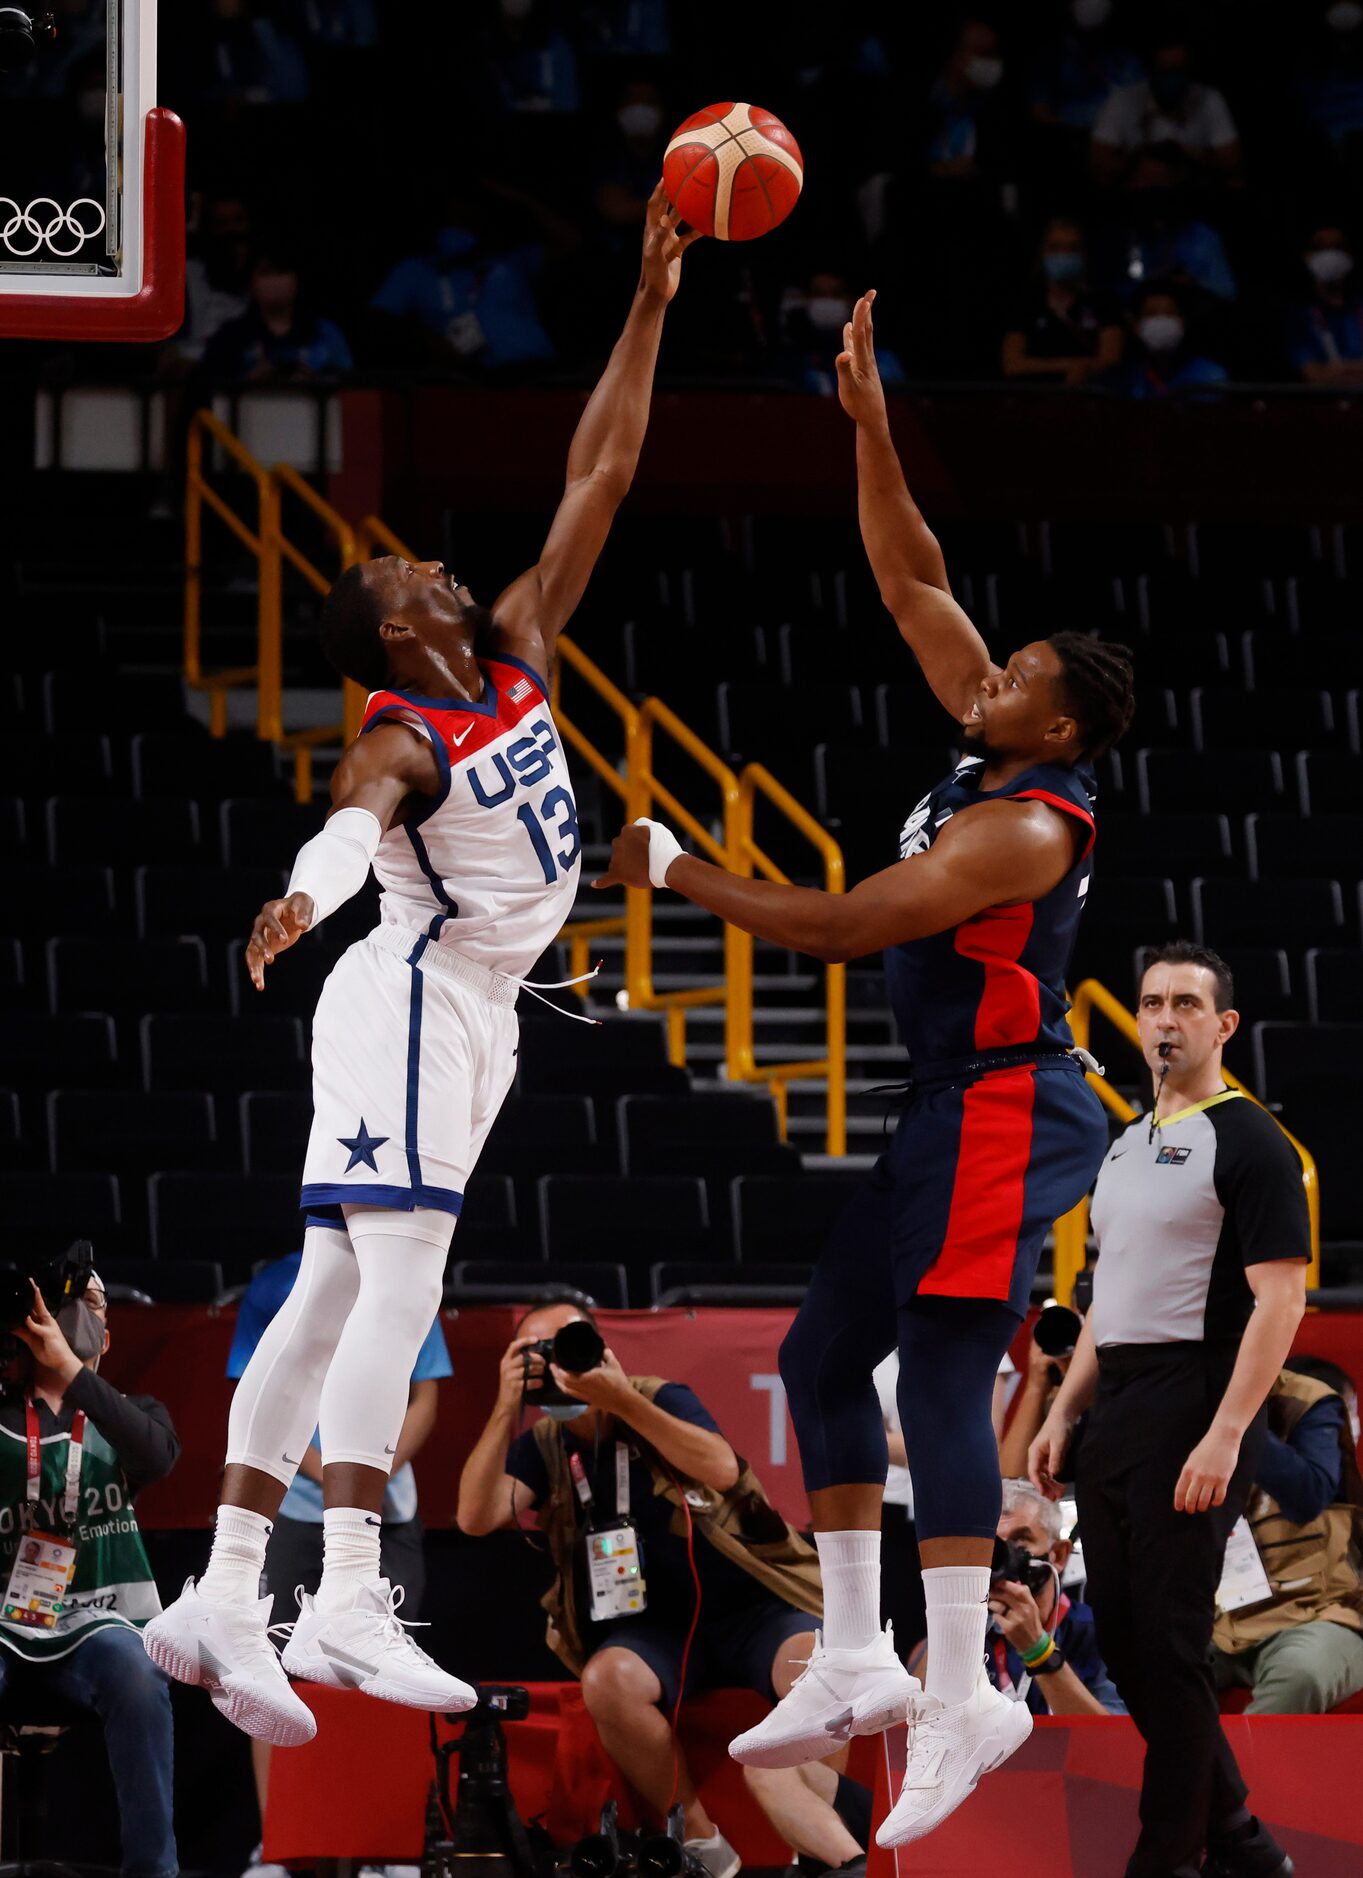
left=299, top=924, right=519, bottom=1223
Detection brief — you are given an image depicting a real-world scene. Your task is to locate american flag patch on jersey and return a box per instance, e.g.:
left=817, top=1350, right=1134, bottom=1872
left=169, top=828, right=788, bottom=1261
left=507, top=677, right=534, bottom=704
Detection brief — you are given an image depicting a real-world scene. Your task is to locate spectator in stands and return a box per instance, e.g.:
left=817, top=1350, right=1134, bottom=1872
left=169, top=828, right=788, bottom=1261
left=1001, top=217, right=1125, bottom=383
left=1106, top=284, right=1228, bottom=396
left=594, top=79, right=668, bottom=238
left=577, top=1, right=671, bottom=60
left=164, top=192, right=255, bottom=372
left=484, top=0, right=580, bottom=115
left=202, top=251, right=353, bottom=384
left=369, top=191, right=557, bottom=372
left=1099, top=149, right=1238, bottom=306
left=776, top=273, right=906, bottom=396
left=1294, top=3, right=1363, bottom=182
left=228, top=1249, right=450, bottom=1859
left=1091, top=31, right=1241, bottom=188
left=742, top=1762, right=872, bottom=1878
left=0, top=1273, right=179, bottom=1878
left=190, top=0, right=311, bottom=105
left=458, top=1302, right=823, bottom=1878
left=1288, top=221, right=1363, bottom=383
left=1028, top=0, right=1145, bottom=141
left=1210, top=1357, right=1363, bottom=1714
left=927, top=18, right=1010, bottom=182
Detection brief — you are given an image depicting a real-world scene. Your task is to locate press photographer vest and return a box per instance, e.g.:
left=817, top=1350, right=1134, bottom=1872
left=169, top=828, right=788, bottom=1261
left=1213, top=1370, right=1363, bottom=1655
left=532, top=1377, right=823, bottom=1675
left=0, top=1413, right=160, bottom=1661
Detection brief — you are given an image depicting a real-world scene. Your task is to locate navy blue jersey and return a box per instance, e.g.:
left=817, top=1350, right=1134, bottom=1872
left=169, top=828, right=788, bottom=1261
left=884, top=755, right=1096, bottom=1070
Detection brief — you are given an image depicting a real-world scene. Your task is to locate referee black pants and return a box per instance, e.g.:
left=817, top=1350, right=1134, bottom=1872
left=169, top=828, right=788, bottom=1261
left=1076, top=1343, right=1267, bottom=1878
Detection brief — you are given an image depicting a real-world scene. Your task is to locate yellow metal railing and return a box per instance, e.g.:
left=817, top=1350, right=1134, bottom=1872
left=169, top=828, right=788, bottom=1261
left=1051, top=977, right=1321, bottom=1303
left=183, top=411, right=848, bottom=1151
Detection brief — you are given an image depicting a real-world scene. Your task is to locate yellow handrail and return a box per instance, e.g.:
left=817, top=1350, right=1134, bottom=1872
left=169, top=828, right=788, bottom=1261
left=183, top=412, right=849, bottom=1151
left=1052, top=976, right=1321, bottom=1302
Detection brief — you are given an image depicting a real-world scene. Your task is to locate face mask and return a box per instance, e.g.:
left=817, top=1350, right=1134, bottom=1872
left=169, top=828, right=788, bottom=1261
left=617, top=102, right=662, bottom=140
left=541, top=1402, right=589, bottom=1422
left=1072, top=0, right=1111, bottom=27
left=966, top=55, right=1004, bottom=90
left=1043, top=251, right=1085, bottom=283
left=1150, top=70, right=1191, bottom=110
left=1138, top=313, right=1184, bottom=352
left=58, top=1301, right=105, bottom=1363
left=807, top=296, right=853, bottom=333
left=1307, top=247, right=1354, bottom=284
left=1350, top=1405, right=1361, bottom=1446
left=1327, top=2, right=1363, bottom=30
left=437, top=226, right=478, bottom=263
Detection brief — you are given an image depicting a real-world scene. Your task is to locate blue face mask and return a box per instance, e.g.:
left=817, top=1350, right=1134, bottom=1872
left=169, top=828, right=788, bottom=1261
left=1043, top=251, right=1085, bottom=283
left=437, top=226, right=478, bottom=263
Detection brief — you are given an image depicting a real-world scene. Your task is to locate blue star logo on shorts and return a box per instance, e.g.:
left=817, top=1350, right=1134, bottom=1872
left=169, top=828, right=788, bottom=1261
left=337, top=1119, right=388, bottom=1173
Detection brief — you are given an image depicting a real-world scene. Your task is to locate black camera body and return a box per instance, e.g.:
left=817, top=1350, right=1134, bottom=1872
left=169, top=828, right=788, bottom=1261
left=522, top=1320, right=606, bottom=1410
left=991, top=1538, right=1054, bottom=1597
left=0, top=1242, right=96, bottom=1401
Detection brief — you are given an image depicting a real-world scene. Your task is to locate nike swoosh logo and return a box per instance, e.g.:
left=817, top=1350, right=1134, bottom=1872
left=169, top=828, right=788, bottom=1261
left=365, top=1515, right=382, bottom=1527
left=1110, top=1150, right=1129, bottom=1160
left=282, top=1452, right=300, bottom=1465
left=451, top=724, right=475, bottom=747
left=383, top=1444, right=396, bottom=1455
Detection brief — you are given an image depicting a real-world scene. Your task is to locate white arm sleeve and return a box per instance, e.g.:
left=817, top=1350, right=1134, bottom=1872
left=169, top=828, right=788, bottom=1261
left=285, top=806, right=383, bottom=927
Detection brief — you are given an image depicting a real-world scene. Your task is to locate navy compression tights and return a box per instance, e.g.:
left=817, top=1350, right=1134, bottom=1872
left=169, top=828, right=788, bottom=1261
left=778, top=1273, right=1019, bottom=1543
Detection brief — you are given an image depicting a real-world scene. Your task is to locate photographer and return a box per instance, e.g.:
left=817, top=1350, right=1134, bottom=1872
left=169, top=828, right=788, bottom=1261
left=458, top=1303, right=823, bottom=1878
left=998, top=1303, right=1082, bottom=1480
left=0, top=1264, right=180, bottom=1878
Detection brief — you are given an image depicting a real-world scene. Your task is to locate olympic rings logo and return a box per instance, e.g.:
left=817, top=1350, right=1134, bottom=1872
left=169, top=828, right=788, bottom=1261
left=0, top=197, right=106, bottom=259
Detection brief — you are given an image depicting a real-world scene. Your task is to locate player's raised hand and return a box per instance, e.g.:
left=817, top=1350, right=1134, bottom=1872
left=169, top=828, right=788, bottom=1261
left=246, top=892, right=316, bottom=990
left=836, top=289, right=888, bottom=426
left=641, top=180, right=702, bottom=304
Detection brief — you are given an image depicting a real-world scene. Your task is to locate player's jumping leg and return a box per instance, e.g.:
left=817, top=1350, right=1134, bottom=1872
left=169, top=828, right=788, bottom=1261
left=281, top=1204, right=475, bottom=1713
left=729, top=1179, right=919, bottom=1769
left=143, top=1222, right=362, bottom=1745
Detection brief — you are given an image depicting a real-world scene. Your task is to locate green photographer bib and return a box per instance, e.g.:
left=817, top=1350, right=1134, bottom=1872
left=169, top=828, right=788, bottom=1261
left=0, top=1417, right=160, bottom=1661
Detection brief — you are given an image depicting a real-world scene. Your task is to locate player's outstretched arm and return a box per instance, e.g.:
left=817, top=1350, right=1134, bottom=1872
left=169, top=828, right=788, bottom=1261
left=245, top=723, right=440, bottom=990
left=593, top=805, right=1075, bottom=963
left=489, top=183, right=700, bottom=677
left=837, top=292, right=997, bottom=721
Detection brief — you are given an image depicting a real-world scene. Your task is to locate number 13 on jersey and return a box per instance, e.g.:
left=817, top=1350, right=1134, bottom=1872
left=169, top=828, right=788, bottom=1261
left=517, top=788, right=581, bottom=884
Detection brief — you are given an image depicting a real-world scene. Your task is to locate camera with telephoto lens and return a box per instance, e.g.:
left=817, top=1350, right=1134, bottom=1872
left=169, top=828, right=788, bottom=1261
left=1032, top=1302, right=1082, bottom=1387
left=0, top=1242, right=96, bottom=1401
left=569, top=1802, right=704, bottom=1878
left=0, top=9, right=56, bottom=75
left=991, top=1537, right=1054, bottom=1597
left=521, top=1319, right=606, bottom=1409
left=422, top=1685, right=553, bottom=1878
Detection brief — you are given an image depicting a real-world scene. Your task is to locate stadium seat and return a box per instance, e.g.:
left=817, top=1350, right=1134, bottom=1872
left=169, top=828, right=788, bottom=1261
left=651, top=1261, right=812, bottom=1306
left=1191, top=687, right=1341, bottom=754
left=135, top=865, right=289, bottom=941
left=42, top=669, right=188, bottom=737
left=1136, top=568, right=1277, bottom=635
left=1296, top=750, right=1363, bottom=814
left=539, top=1175, right=710, bottom=1293
left=45, top=797, right=201, bottom=868
left=516, top=1020, right=689, bottom=1147
left=4, top=866, right=119, bottom=937
left=1242, top=629, right=1363, bottom=693
left=873, top=685, right=959, bottom=750
left=1246, top=814, right=1363, bottom=882
left=1123, top=687, right=1183, bottom=750
left=1137, top=749, right=1284, bottom=816
left=1101, top=812, right=1236, bottom=880
left=219, top=799, right=326, bottom=869
left=731, top=1172, right=861, bottom=1264
left=1217, top=950, right=1296, bottom=1076
left=141, top=1014, right=308, bottom=1093
left=47, top=936, right=214, bottom=1021
left=618, top=1093, right=799, bottom=1243
left=0, top=799, right=29, bottom=860
left=1305, top=948, right=1363, bottom=1024
left=1250, top=1023, right=1363, bottom=1243
left=226, top=934, right=334, bottom=1019
left=101, top=1258, right=225, bottom=1304
left=476, top=1094, right=608, bottom=1212
left=149, top=1171, right=300, bottom=1269
left=1076, top=879, right=1180, bottom=987
left=131, top=730, right=285, bottom=801
left=445, top=1261, right=628, bottom=1310
left=1193, top=878, right=1346, bottom=951
left=718, top=682, right=862, bottom=771
left=456, top=1175, right=523, bottom=1261
left=240, top=1091, right=312, bottom=1173
left=0, top=734, right=111, bottom=797
left=0, top=1013, right=118, bottom=1098
left=1285, top=572, right=1363, bottom=634
left=0, top=940, right=23, bottom=1013
left=48, top=1090, right=218, bottom=1178
left=0, top=1172, right=120, bottom=1256
left=0, top=1090, right=36, bottom=1172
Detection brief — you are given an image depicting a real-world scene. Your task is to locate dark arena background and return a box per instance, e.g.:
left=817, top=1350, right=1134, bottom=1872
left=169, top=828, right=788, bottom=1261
left=1, top=3, right=1361, bottom=1876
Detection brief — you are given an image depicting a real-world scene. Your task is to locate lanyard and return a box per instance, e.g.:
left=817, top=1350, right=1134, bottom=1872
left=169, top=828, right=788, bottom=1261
left=25, top=1399, right=85, bottom=1527
left=568, top=1444, right=632, bottom=1520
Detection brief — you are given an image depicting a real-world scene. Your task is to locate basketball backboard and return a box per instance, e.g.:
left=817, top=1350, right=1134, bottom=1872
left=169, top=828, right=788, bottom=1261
left=0, top=0, right=183, bottom=340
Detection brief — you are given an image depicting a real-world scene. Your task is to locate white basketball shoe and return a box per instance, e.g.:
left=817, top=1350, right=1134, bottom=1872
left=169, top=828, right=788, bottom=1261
left=281, top=1578, right=477, bottom=1712
left=143, top=1578, right=318, bottom=1748
left=728, top=1625, right=918, bottom=1769
left=875, top=1667, right=1033, bottom=1848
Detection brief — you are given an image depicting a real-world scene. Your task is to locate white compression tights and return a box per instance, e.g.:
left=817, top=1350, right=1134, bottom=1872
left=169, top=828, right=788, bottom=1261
left=225, top=1207, right=452, bottom=1486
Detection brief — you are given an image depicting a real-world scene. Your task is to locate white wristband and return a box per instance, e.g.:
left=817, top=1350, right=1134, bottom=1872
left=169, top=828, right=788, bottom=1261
left=286, top=806, right=383, bottom=926
left=632, top=817, right=684, bottom=890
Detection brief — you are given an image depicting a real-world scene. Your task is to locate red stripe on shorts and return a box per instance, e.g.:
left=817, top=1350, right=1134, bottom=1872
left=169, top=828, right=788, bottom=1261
left=954, top=901, right=1039, bottom=1050
left=919, top=1067, right=1037, bottom=1301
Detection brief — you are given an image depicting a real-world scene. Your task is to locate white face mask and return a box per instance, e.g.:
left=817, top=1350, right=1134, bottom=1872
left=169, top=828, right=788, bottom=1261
left=1327, top=1, right=1363, bottom=31
left=1138, top=313, right=1184, bottom=352
left=1072, top=0, right=1112, bottom=28
left=1350, top=1406, right=1361, bottom=1446
left=807, top=296, right=853, bottom=333
left=966, top=55, right=1004, bottom=90
left=1307, top=246, right=1354, bottom=284
left=617, top=102, right=662, bottom=140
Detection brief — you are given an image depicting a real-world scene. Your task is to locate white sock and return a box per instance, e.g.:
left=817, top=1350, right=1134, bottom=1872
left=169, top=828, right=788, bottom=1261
left=315, top=1506, right=382, bottom=1612
left=922, top=1565, right=991, bottom=1705
left=198, top=1505, right=274, bottom=1604
left=814, top=1529, right=882, bottom=1651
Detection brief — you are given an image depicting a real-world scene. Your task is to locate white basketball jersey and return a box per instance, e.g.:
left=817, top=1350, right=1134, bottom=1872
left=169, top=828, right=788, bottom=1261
left=360, top=655, right=580, bottom=979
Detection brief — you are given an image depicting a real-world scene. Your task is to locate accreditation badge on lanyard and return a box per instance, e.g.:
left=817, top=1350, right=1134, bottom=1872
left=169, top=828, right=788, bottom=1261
left=572, top=1446, right=647, bottom=1622
left=1, top=1401, right=84, bottom=1630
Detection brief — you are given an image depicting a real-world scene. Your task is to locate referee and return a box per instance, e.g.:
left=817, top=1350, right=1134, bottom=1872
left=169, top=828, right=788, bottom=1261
left=1029, top=941, right=1308, bottom=1878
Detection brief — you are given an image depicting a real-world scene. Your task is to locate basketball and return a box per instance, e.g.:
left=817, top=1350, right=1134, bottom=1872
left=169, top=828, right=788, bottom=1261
left=663, top=102, right=803, bottom=242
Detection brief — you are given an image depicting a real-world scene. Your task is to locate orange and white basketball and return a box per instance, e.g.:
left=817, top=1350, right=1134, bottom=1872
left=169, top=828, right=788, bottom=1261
left=662, top=102, right=803, bottom=242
